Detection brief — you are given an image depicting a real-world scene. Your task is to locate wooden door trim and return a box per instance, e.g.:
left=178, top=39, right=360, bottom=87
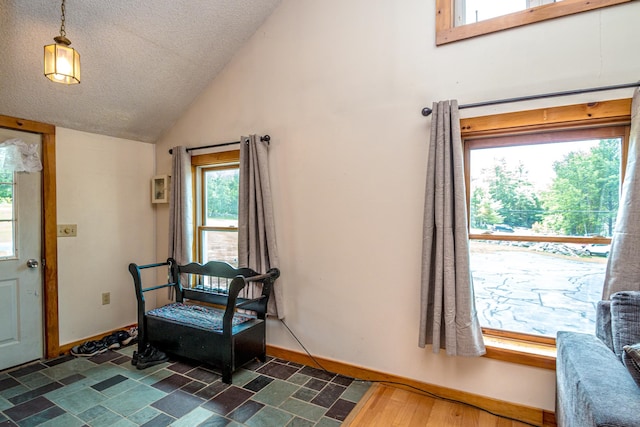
left=0, top=115, right=59, bottom=359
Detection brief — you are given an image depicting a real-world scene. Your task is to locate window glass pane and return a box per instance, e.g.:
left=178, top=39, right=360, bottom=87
left=471, top=240, right=606, bottom=336
left=469, top=137, right=621, bottom=337
left=461, top=0, right=526, bottom=24
left=201, top=229, right=238, bottom=266
left=0, top=171, right=12, bottom=183
left=0, top=184, right=12, bottom=221
left=0, top=173, right=15, bottom=258
left=204, top=169, right=239, bottom=227
left=458, top=0, right=563, bottom=25
left=470, top=139, right=621, bottom=238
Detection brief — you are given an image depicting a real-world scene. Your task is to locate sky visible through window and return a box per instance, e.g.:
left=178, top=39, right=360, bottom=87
left=461, top=0, right=565, bottom=24
left=470, top=139, right=600, bottom=191
left=464, top=0, right=526, bottom=23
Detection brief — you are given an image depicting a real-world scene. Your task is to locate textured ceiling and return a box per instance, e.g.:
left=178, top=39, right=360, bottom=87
left=0, top=0, right=282, bottom=142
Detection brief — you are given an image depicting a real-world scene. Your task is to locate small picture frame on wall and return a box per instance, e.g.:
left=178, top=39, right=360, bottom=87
left=151, top=175, right=169, bottom=203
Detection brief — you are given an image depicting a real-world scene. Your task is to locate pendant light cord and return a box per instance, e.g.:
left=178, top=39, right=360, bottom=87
left=59, top=0, right=67, bottom=38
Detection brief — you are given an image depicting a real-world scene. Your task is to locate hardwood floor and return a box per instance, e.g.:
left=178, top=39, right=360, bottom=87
left=344, top=383, right=533, bottom=427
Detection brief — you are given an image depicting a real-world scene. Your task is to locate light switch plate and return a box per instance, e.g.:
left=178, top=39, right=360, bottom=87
left=57, top=224, right=77, bottom=237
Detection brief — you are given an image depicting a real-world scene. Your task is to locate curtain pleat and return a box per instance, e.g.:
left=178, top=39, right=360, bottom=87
left=602, top=88, right=640, bottom=298
left=169, top=146, right=193, bottom=293
left=238, top=135, right=283, bottom=318
left=419, top=101, right=485, bottom=357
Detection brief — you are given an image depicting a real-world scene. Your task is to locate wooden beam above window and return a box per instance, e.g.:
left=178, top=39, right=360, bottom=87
left=460, top=98, right=632, bottom=137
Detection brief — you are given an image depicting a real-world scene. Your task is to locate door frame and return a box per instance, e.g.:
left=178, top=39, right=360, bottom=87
left=0, top=114, right=59, bottom=359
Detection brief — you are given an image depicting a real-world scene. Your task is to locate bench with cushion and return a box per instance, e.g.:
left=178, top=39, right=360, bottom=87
left=128, top=257, right=280, bottom=383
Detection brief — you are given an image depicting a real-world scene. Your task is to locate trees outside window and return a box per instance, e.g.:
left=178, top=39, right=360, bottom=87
left=470, top=138, right=620, bottom=239
left=543, top=139, right=620, bottom=237
left=462, top=100, right=630, bottom=343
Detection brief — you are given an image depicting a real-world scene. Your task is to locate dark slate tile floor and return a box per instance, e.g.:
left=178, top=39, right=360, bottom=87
left=0, top=345, right=371, bottom=427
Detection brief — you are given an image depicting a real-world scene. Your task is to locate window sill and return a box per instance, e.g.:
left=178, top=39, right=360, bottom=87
left=482, top=335, right=556, bottom=370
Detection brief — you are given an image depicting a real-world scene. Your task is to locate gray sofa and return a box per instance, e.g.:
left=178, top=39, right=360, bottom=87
left=556, top=291, right=640, bottom=427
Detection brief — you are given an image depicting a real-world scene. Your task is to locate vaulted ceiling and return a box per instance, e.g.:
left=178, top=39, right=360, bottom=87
left=0, top=1, right=283, bottom=142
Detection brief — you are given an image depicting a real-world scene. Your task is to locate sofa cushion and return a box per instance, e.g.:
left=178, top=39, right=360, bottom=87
left=623, top=343, right=640, bottom=387
left=611, top=291, right=640, bottom=358
left=595, top=300, right=614, bottom=351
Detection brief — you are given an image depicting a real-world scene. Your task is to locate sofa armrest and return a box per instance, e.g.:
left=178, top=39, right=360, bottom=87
left=556, top=331, right=640, bottom=427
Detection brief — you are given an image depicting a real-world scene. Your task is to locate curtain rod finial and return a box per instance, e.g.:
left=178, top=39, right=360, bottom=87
left=422, top=107, right=432, bottom=117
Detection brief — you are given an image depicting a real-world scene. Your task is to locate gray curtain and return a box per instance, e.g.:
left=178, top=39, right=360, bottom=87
left=238, top=135, right=284, bottom=318
left=169, top=146, right=193, bottom=289
left=419, top=100, right=486, bottom=357
left=603, top=88, right=640, bottom=299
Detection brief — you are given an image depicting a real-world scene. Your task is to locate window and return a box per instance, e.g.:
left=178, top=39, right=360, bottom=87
left=436, top=0, right=631, bottom=45
left=455, top=0, right=559, bottom=26
left=0, top=171, right=15, bottom=259
left=193, top=150, right=240, bottom=266
left=462, top=99, right=631, bottom=355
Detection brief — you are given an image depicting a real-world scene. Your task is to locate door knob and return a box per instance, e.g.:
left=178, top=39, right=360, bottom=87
left=26, top=259, right=39, bottom=268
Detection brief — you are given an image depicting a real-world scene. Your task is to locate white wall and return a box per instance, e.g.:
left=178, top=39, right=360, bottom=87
left=155, top=0, right=640, bottom=410
left=56, top=127, right=155, bottom=345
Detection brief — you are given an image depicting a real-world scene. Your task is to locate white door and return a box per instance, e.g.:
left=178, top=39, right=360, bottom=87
left=0, top=128, right=43, bottom=371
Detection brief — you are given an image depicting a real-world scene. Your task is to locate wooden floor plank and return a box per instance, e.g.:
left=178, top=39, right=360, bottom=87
left=460, top=402, right=482, bottom=427
left=425, top=399, right=461, bottom=427
left=393, top=389, right=424, bottom=426
left=479, top=410, right=501, bottom=427
left=346, top=383, right=539, bottom=427
left=346, top=384, right=398, bottom=427
left=409, top=392, right=436, bottom=427
left=497, top=417, right=516, bottom=427
left=373, top=388, right=405, bottom=427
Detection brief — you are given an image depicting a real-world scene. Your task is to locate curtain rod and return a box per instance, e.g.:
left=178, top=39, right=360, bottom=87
left=421, top=81, right=640, bottom=117
left=168, top=135, right=271, bottom=154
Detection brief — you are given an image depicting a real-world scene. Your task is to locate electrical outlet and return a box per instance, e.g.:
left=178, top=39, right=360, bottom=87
left=101, top=292, right=110, bottom=305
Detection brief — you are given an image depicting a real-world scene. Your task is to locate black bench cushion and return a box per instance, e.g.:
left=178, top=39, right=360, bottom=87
left=147, top=302, right=255, bottom=332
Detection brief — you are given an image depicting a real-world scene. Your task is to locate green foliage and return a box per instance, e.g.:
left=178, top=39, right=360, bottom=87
left=0, top=172, right=13, bottom=204
left=542, top=139, right=619, bottom=236
left=206, top=169, right=239, bottom=220
left=470, top=187, right=503, bottom=228
left=484, top=159, right=543, bottom=228
left=472, top=139, right=619, bottom=237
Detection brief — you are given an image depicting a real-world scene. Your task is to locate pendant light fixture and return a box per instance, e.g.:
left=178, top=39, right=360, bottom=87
left=44, top=0, right=81, bottom=84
